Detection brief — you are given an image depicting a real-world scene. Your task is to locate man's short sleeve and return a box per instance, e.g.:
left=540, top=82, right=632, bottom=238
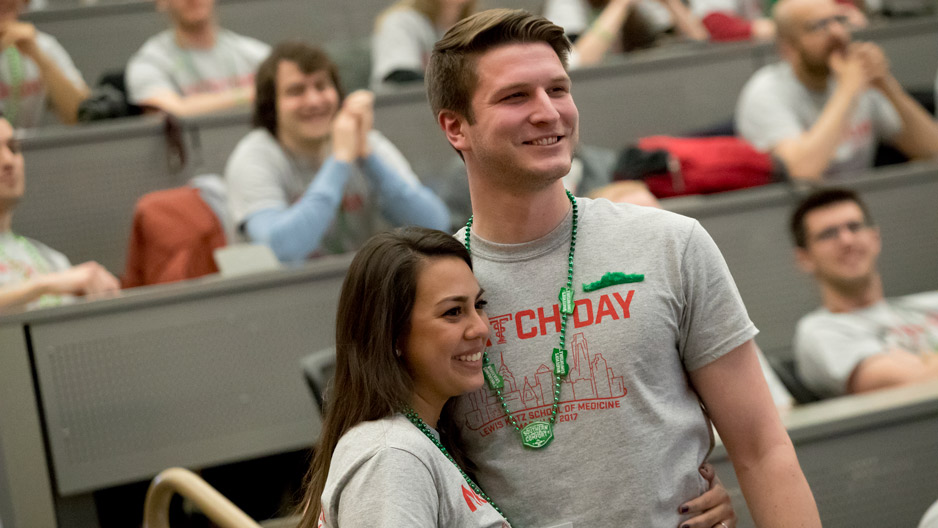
left=331, top=448, right=438, bottom=527
left=237, top=35, right=271, bottom=65
left=543, top=0, right=589, bottom=35
left=370, top=9, right=430, bottom=86
left=736, top=69, right=805, bottom=151
left=126, top=50, right=176, bottom=103
left=224, top=131, right=293, bottom=228
left=794, top=314, right=885, bottom=397
left=679, top=221, right=758, bottom=371
left=36, top=33, right=85, bottom=88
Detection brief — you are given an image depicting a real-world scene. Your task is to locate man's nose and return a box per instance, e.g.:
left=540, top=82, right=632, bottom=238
left=529, top=89, right=561, bottom=124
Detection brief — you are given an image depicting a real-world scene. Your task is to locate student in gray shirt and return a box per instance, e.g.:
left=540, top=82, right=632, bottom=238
left=0, top=0, right=88, bottom=127
left=426, top=9, right=817, bottom=527
left=225, top=42, right=449, bottom=262
left=126, top=0, right=270, bottom=116
left=371, top=0, right=476, bottom=88
left=295, top=227, right=730, bottom=527
left=0, top=116, right=119, bottom=311
left=736, top=0, right=938, bottom=181
left=790, top=188, right=938, bottom=398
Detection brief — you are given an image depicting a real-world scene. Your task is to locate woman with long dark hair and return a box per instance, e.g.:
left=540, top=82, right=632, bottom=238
left=296, top=226, right=736, bottom=527
left=297, top=227, right=506, bottom=527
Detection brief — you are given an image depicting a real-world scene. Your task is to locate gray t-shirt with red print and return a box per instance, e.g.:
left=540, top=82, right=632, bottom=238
left=736, top=61, right=902, bottom=179
left=452, top=198, right=757, bottom=528
left=319, top=414, right=510, bottom=528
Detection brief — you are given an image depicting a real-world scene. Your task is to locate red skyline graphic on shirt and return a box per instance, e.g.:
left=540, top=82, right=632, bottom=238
left=462, top=331, right=627, bottom=432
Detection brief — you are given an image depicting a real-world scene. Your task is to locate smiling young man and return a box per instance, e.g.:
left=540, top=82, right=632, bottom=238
left=735, top=0, right=938, bottom=181
left=125, top=0, right=270, bottom=116
left=791, top=188, right=938, bottom=398
left=224, top=41, right=449, bottom=262
left=426, top=9, right=819, bottom=528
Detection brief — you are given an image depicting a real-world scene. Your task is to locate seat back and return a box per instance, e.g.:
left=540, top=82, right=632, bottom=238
left=300, top=347, right=336, bottom=412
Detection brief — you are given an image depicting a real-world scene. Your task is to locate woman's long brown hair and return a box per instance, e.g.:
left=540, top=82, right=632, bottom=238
left=296, top=227, right=476, bottom=528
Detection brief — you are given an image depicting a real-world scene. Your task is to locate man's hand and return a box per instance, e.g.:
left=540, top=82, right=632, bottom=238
left=829, top=44, right=871, bottom=96
left=343, top=90, right=375, bottom=159
left=677, top=463, right=737, bottom=528
left=39, top=262, right=120, bottom=299
left=0, top=21, right=39, bottom=58
left=853, top=42, right=891, bottom=91
left=331, top=90, right=375, bottom=161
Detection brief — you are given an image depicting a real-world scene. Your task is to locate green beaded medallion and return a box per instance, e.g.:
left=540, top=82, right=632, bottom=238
left=552, top=347, right=569, bottom=378
left=483, top=363, right=504, bottom=389
left=520, top=421, right=554, bottom=449
left=558, top=286, right=574, bottom=315
left=464, top=190, right=578, bottom=450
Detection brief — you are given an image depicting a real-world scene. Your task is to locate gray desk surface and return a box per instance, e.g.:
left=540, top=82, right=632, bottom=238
left=711, top=381, right=938, bottom=528
left=0, top=255, right=352, bottom=527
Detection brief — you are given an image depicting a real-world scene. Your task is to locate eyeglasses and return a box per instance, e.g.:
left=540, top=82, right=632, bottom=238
left=811, top=220, right=871, bottom=243
left=804, top=14, right=850, bottom=33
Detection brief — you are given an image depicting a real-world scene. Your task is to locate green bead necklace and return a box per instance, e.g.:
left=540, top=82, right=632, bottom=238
left=4, top=47, right=24, bottom=127
left=403, top=408, right=509, bottom=523
left=464, top=190, right=577, bottom=450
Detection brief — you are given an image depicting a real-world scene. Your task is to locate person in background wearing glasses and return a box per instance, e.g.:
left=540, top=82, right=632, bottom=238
left=0, top=116, right=119, bottom=311
left=735, top=0, right=938, bottom=182
left=790, top=188, right=938, bottom=398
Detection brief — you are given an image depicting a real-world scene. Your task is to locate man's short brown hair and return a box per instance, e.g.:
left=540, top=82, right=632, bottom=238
left=425, top=9, right=570, bottom=124
left=253, top=41, right=344, bottom=138
left=789, top=187, right=874, bottom=248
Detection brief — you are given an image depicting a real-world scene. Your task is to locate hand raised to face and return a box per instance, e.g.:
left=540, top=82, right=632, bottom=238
left=331, top=90, right=375, bottom=161
left=0, top=21, right=38, bottom=58
left=828, top=43, right=871, bottom=94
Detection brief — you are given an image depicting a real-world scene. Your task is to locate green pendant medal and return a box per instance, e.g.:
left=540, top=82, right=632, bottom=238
left=465, top=190, right=578, bottom=449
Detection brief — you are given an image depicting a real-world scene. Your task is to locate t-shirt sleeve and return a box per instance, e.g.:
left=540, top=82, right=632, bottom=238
left=679, top=221, right=758, bottom=371
left=126, top=51, right=177, bottom=103
left=794, top=316, right=885, bottom=397
left=543, top=0, right=589, bottom=36
left=735, top=74, right=805, bottom=152
left=331, top=448, right=439, bottom=527
left=224, top=135, right=292, bottom=228
left=239, top=36, right=271, bottom=65
left=34, top=239, right=72, bottom=272
left=371, top=10, right=428, bottom=85
left=38, top=34, right=85, bottom=88
left=870, top=90, right=903, bottom=144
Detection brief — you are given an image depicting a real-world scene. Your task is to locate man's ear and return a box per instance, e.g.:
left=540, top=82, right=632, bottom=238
left=438, top=110, right=469, bottom=153
left=794, top=247, right=816, bottom=274
left=777, top=38, right=797, bottom=65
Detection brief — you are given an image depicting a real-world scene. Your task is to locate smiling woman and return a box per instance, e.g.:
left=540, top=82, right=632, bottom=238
left=295, top=226, right=510, bottom=528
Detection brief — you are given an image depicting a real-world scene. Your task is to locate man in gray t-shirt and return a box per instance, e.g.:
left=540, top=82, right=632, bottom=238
left=126, top=0, right=270, bottom=117
left=427, top=9, right=819, bottom=528
left=0, top=117, right=119, bottom=311
left=790, top=188, right=938, bottom=398
left=736, top=0, right=938, bottom=181
left=0, top=0, right=88, bottom=128
left=225, top=42, right=448, bottom=263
